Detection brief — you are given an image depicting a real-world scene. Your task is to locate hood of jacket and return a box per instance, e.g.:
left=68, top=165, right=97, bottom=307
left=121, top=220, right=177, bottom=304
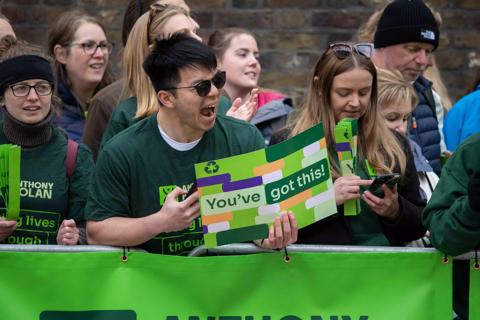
left=250, top=98, right=292, bottom=125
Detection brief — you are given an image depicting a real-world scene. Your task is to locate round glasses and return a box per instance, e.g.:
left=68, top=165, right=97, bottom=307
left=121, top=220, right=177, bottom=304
left=9, top=82, right=53, bottom=97
left=162, top=71, right=226, bottom=97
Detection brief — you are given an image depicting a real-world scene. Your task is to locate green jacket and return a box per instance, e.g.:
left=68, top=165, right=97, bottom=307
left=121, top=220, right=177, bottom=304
left=423, top=132, right=480, bottom=320
left=423, top=133, right=480, bottom=255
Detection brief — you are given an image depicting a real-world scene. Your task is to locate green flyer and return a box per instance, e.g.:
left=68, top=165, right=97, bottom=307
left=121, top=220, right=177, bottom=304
left=334, top=118, right=359, bottom=216
left=0, top=144, right=21, bottom=221
left=194, top=123, right=337, bottom=248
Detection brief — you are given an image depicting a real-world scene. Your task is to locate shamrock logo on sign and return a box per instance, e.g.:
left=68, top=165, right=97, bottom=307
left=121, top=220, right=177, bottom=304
left=204, top=161, right=219, bottom=174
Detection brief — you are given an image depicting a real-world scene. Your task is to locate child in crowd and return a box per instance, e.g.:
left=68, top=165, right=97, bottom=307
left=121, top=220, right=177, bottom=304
left=377, top=68, right=439, bottom=201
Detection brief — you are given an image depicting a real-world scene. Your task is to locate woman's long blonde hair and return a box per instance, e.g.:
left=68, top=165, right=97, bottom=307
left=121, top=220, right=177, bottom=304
left=288, top=47, right=406, bottom=179
left=122, top=4, right=190, bottom=118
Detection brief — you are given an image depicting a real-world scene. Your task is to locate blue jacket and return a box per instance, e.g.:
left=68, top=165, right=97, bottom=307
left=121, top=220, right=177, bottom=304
left=409, top=76, right=442, bottom=175
left=54, top=81, right=85, bottom=143
left=443, top=86, right=480, bottom=151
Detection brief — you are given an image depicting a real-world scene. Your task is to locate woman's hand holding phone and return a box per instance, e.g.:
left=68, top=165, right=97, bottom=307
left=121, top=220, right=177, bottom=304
left=362, top=174, right=400, bottom=219
left=334, top=175, right=373, bottom=206
left=368, top=174, right=400, bottom=197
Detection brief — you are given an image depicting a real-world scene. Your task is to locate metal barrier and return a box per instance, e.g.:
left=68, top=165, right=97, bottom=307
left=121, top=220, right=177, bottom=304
left=188, top=243, right=476, bottom=260
left=0, top=243, right=475, bottom=260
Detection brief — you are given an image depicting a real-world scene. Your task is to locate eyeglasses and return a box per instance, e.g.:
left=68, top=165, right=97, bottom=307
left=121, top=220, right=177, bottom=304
left=66, top=41, right=113, bottom=55
left=163, top=71, right=226, bottom=97
left=9, top=82, right=53, bottom=97
left=328, top=42, right=373, bottom=59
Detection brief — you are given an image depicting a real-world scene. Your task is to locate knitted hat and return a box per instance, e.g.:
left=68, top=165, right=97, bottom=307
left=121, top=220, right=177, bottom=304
left=374, top=0, right=439, bottom=50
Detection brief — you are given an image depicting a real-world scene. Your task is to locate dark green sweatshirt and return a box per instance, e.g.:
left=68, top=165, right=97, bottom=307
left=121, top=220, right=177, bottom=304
left=423, top=132, right=480, bottom=320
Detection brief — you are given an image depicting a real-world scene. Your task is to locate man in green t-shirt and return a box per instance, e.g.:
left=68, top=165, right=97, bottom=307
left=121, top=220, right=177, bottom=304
left=86, top=34, right=297, bottom=255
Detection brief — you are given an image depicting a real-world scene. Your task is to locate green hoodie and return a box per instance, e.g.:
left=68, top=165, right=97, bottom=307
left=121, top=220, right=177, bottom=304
left=423, top=132, right=480, bottom=320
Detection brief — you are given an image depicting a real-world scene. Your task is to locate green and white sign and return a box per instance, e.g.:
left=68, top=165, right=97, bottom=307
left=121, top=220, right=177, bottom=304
left=194, top=123, right=337, bottom=248
left=0, top=250, right=452, bottom=319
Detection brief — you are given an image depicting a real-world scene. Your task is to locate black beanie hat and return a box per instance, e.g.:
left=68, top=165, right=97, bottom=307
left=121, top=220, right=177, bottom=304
left=374, top=0, right=439, bottom=50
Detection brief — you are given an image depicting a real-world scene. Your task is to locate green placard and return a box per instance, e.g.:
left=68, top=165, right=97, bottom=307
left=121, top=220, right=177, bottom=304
left=194, top=123, right=337, bottom=248
left=0, top=144, right=21, bottom=221
left=334, top=118, right=359, bottom=216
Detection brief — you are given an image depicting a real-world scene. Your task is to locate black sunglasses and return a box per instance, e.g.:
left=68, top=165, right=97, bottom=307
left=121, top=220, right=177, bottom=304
left=328, top=42, right=373, bottom=59
left=163, top=71, right=226, bottom=97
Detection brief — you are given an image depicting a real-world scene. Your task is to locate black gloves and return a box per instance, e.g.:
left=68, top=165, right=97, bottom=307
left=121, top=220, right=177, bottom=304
left=468, top=171, right=480, bottom=212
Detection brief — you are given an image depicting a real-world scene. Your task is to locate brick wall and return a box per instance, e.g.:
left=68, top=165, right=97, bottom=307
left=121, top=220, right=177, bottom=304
left=1, top=0, right=479, bottom=106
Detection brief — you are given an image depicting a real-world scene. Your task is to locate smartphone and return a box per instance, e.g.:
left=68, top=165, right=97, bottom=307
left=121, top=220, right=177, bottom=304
left=368, top=173, right=400, bottom=198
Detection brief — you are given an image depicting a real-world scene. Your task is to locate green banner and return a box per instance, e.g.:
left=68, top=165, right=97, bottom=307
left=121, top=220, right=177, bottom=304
left=195, top=123, right=337, bottom=248
left=0, top=250, right=451, bottom=319
left=470, top=260, right=480, bottom=319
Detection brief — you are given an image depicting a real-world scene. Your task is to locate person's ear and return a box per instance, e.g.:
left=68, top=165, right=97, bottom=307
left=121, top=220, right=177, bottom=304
left=157, top=90, right=174, bottom=108
left=53, top=44, right=68, bottom=64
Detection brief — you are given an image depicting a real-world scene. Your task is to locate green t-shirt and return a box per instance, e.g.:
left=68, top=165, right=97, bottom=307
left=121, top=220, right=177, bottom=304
left=0, top=127, right=94, bottom=245
left=101, top=96, right=232, bottom=149
left=218, top=95, right=231, bottom=115
left=100, top=96, right=139, bottom=149
left=87, top=113, right=264, bottom=255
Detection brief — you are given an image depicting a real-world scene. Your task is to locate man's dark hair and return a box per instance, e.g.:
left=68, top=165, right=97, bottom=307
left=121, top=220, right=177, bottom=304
left=143, top=33, right=217, bottom=93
